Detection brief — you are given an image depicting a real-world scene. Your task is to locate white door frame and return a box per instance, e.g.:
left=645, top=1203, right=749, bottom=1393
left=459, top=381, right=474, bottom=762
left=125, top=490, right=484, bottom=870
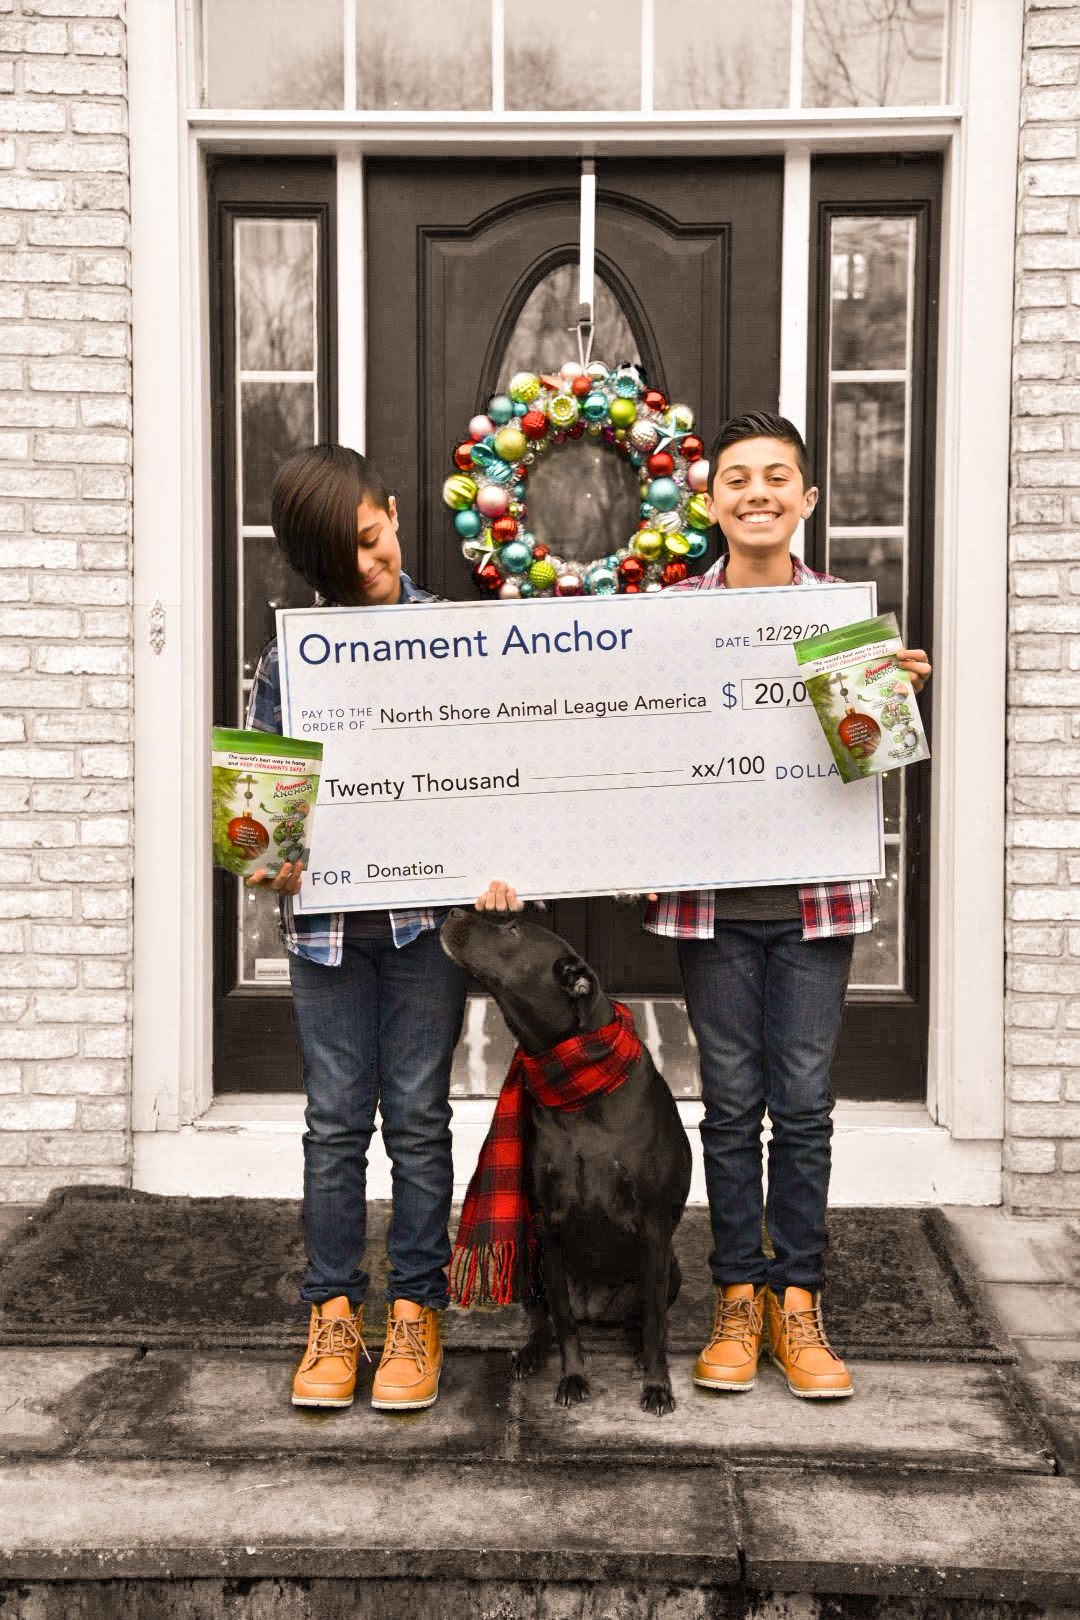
left=127, top=0, right=1018, bottom=1199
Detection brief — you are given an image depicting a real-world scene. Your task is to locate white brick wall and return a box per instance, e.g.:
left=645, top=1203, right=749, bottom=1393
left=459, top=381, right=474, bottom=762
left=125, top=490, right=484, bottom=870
left=0, top=0, right=130, bottom=1201
left=1008, top=0, right=1080, bottom=1213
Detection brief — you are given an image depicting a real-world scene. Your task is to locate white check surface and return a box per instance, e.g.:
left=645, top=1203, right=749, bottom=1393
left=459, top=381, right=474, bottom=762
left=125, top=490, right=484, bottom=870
left=278, top=584, right=883, bottom=914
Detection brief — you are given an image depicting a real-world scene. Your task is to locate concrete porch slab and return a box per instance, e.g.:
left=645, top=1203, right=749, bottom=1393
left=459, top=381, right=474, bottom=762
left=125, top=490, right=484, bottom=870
left=515, top=1355, right=1056, bottom=1474
left=0, top=1457, right=742, bottom=1584
left=75, top=1347, right=513, bottom=1461
left=0, top=1350, right=140, bottom=1456
left=985, top=1282, right=1080, bottom=1338
left=735, top=1467, right=1080, bottom=1604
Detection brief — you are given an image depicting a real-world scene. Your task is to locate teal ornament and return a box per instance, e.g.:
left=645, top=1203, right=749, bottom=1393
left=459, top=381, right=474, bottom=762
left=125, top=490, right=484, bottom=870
left=471, top=441, right=498, bottom=470
left=488, top=394, right=514, bottom=425
left=614, top=367, right=642, bottom=398
left=647, top=477, right=680, bottom=512
left=582, top=391, right=609, bottom=422
left=686, top=533, right=709, bottom=559
left=518, top=578, right=534, bottom=597
left=640, top=501, right=653, bottom=519
left=514, top=400, right=528, bottom=416
left=629, top=452, right=644, bottom=467
left=587, top=565, right=618, bottom=595
left=453, top=509, right=483, bottom=539
left=499, top=540, right=533, bottom=574
left=484, top=458, right=514, bottom=486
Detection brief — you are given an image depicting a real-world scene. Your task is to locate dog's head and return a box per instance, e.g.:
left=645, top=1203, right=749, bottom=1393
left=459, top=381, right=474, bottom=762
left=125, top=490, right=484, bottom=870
left=440, top=909, right=611, bottom=1053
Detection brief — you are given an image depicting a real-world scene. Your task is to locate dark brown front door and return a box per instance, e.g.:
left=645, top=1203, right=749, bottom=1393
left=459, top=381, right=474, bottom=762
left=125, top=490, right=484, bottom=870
left=363, top=156, right=784, bottom=996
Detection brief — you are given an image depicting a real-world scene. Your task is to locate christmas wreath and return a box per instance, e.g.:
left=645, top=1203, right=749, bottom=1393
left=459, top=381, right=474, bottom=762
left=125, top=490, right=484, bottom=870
left=442, top=360, right=712, bottom=598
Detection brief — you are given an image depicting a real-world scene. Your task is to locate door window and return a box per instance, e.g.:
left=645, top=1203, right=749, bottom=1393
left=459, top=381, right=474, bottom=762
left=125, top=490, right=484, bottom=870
left=808, top=156, right=940, bottom=1096
left=824, top=214, right=916, bottom=993
left=497, top=263, right=643, bottom=569
left=210, top=161, right=336, bottom=1084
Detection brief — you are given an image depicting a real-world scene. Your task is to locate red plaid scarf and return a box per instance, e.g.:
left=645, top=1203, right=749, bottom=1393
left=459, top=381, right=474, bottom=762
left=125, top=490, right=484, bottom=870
left=449, top=1001, right=642, bottom=1308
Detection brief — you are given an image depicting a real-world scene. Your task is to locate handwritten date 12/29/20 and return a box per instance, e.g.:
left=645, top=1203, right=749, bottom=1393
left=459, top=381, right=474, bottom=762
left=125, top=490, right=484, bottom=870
left=755, top=622, right=829, bottom=643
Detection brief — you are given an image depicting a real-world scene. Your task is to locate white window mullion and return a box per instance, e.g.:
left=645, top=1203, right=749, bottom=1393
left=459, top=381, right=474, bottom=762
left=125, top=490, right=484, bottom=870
left=640, top=0, right=654, bottom=114
left=788, top=0, right=805, bottom=110
left=778, top=144, right=812, bottom=558
left=337, top=150, right=365, bottom=451
left=491, top=0, right=504, bottom=114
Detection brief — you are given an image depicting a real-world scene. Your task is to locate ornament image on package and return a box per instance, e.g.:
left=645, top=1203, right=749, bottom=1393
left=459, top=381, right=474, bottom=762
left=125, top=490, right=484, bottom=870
left=793, top=612, right=930, bottom=784
left=211, top=727, right=324, bottom=879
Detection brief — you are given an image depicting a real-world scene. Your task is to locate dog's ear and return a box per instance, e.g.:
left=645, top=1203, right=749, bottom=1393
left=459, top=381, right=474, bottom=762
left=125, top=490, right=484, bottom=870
left=554, top=953, right=599, bottom=1006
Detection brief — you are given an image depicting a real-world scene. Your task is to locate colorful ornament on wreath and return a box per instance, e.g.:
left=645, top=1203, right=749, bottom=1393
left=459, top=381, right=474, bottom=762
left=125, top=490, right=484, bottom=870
left=442, top=361, right=710, bottom=597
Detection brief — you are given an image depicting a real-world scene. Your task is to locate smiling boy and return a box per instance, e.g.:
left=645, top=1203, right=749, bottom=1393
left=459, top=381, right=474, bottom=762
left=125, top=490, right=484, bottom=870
left=645, top=411, right=931, bottom=1399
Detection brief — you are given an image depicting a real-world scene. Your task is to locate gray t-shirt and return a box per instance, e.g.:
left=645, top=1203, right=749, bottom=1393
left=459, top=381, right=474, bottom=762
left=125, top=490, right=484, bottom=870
left=711, top=884, right=802, bottom=921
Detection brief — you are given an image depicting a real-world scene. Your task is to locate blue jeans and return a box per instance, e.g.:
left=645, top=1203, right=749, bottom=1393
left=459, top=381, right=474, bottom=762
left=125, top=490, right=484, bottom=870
left=288, top=916, right=467, bottom=1311
left=677, top=920, right=854, bottom=1294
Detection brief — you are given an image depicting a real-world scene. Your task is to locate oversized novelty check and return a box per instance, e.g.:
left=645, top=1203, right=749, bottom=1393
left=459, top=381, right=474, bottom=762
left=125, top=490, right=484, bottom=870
left=277, top=583, right=883, bottom=914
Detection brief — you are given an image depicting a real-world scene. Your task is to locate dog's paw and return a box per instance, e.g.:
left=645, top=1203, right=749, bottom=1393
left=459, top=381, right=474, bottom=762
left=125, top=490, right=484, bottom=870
left=554, top=1373, right=590, bottom=1406
left=641, top=1381, right=676, bottom=1417
left=510, top=1341, right=546, bottom=1380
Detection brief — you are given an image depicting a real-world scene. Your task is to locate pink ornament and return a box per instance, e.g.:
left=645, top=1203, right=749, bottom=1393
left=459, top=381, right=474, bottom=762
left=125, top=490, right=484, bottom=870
left=555, top=572, right=582, bottom=596
left=498, top=581, right=522, bottom=599
left=469, top=414, right=495, bottom=440
left=687, top=459, right=710, bottom=492
left=560, top=361, right=586, bottom=384
left=476, top=484, right=510, bottom=519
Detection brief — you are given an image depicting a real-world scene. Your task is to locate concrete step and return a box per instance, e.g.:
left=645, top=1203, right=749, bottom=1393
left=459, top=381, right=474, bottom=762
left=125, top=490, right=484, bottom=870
left=0, top=1348, right=1058, bottom=1475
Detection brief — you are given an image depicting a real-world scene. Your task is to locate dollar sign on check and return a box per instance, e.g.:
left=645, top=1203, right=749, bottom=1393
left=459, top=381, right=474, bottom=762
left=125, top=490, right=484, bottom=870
left=722, top=682, right=737, bottom=710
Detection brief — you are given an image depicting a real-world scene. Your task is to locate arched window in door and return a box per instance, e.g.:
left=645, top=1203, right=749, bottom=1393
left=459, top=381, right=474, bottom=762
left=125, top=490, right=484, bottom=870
left=494, top=262, right=647, bottom=570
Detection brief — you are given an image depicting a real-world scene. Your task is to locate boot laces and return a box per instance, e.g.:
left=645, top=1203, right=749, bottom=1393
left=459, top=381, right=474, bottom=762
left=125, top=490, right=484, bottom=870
left=310, top=1310, right=369, bottom=1364
left=782, top=1298, right=840, bottom=1362
left=381, top=1313, right=431, bottom=1372
left=707, top=1290, right=763, bottom=1350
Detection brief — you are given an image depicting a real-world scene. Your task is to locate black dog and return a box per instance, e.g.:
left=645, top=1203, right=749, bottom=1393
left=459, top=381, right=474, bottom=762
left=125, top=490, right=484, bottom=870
left=440, top=907, right=692, bottom=1415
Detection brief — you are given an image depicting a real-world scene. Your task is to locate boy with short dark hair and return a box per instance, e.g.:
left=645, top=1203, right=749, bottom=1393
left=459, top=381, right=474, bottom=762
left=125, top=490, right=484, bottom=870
left=645, top=411, right=931, bottom=1399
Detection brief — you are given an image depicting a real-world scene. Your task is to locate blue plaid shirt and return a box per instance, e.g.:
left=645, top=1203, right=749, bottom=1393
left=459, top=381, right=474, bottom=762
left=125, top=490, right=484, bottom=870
left=245, top=572, right=446, bottom=965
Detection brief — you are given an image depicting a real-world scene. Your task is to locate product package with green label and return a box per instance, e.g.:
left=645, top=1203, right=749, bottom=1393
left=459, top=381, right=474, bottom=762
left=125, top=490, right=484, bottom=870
left=793, top=613, right=929, bottom=784
left=211, top=728, right=323, bottom=878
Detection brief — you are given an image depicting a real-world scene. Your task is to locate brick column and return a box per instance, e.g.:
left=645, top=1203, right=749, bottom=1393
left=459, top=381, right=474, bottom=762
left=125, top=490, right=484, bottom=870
left=1008, top=1, right=1080, bottom=1211
left=0, top=0, right=131, bottom=1200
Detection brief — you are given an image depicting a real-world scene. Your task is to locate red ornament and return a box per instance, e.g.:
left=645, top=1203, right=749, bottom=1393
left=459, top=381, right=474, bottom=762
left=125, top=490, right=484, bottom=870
left=681, top=434, right=703, bottom=461
left=623, top=583, right=640, bottom=593
left=532, top=543, right=549, bottom=559
left=644, top=389, right=667, bottom=412
left=453, top=441, right=475, bottom=471
left=647, top=450, right=675, bottom=478
left=513, top=464, right=528, bottom=483
left=571, top=374, right=591, bottom=397
left=837, top=707, right=882, bottom=758
left=540, top=373, right=562, bottom=390
left=492, top=516, right=518, bottom=543
left=227, top=815, right=269, bottom=855
left=473, top=562, right=503, bottom=593
left=662, top=561, right=688, bottom=585
left=521, top=409, right=548, bottom=439
left=618, top=556, right=645, bottom=585
left=568, top=422, right=586, bottom=438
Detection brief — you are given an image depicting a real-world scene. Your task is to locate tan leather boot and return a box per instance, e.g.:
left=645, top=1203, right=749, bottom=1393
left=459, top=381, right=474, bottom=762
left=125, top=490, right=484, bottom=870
left=693, top=1283, right=765, bottom=1392
left=292, top=1295, right=368, bottom=1408
left=766, top=1285, right=854, bottom=1399
left=370, top=1298, right=443, bottom=1411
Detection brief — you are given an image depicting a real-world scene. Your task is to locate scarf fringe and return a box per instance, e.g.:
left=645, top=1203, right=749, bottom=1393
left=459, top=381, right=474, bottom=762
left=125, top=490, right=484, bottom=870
left=449, top=1236, right=539, bottom=1308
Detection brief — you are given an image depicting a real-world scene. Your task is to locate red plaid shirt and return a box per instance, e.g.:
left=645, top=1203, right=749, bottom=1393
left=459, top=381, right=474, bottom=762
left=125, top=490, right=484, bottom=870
left=643, top=554, right=875, bottom=943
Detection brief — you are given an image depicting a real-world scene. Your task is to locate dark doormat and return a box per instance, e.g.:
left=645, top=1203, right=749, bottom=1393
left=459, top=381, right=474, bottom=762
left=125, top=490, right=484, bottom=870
left=0, top=1185, right=1015, bottom=1361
